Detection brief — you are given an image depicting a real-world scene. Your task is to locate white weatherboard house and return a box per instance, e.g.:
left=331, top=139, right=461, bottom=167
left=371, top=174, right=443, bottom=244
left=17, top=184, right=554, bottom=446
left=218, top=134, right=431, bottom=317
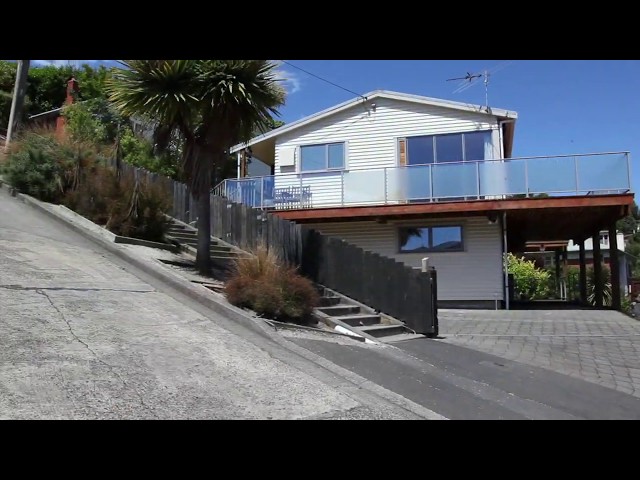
left=221, top=90, right=633, bottom=309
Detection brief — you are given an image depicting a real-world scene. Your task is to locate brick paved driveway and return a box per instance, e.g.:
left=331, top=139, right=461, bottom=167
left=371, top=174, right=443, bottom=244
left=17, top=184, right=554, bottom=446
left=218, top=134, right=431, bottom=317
left=438, top=309, right=640, bottom=397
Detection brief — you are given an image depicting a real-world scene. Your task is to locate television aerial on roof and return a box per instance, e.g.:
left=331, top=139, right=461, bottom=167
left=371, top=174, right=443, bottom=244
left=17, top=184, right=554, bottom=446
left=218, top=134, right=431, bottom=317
left=446, top=60, right=513, bottom=109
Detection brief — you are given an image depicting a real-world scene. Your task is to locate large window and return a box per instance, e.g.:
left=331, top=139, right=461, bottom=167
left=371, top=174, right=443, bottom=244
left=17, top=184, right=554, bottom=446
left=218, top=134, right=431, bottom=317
left=300, top=142, right=345, bottom=171
left=398, top=225, right=464, bottom=253
left=405, top=130, right=492, bottom=165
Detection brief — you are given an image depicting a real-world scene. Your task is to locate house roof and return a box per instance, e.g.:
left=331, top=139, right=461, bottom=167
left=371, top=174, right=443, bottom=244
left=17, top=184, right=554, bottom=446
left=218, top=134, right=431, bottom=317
left=230, top=89, right=519, bottom=154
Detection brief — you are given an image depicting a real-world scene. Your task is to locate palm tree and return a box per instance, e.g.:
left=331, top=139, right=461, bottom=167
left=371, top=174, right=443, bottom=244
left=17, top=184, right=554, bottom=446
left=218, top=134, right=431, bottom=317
left=106, top=60, right=285, bottom=274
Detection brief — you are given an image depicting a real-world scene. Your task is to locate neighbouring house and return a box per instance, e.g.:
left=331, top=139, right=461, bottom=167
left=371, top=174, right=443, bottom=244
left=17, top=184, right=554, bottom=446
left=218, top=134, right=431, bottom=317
left=568, top=232, right=633, bottom=296
left=219, top=90, right=633, bottom=310
left=26, top=76, right=78, bottom=138
left=526, top=230, right=634, bottom=299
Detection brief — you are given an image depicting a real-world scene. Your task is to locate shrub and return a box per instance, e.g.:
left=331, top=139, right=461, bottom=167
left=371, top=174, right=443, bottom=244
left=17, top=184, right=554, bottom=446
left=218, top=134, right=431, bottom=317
left=62, top=98, right=127, bottom=145
left=225, top=245, right=319, bottom=323
left=3, top=128, right=110, bottom=203
left=63, top=169, right=171, bottom=242
left=105, top=173, right=171, bottom=242
left=119, top=128, right=178, bottom=179
left=621, top=295, right=633, bottom=317
left=587, top=265, right=612, bottom=307
left=3, top=129, right=68, bottom=202
left=506, top=252, right=551, bottom=300
left=4, top=126, right=170, bottom=243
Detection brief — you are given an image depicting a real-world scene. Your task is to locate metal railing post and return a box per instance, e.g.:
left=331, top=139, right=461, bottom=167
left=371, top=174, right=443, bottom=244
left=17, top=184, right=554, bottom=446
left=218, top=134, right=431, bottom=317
left=627, top=152, right=632, bottom=191
left=383, top=168, right=388, bottom=204
left=524, top=159, right=529, bottom=197
left=574, top=155, right=579, bottom=195
left=476, top=160, right=481, bottom=199
left=299, top=172, right=303, bottom=209
left=261, top=176, right=265, bottom=209
left=429, top=164, right=434, bottom=202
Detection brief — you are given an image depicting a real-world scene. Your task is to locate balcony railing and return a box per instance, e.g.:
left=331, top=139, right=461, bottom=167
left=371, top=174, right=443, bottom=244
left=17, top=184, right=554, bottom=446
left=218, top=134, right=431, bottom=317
left=212, top=152, right=632, bottom=210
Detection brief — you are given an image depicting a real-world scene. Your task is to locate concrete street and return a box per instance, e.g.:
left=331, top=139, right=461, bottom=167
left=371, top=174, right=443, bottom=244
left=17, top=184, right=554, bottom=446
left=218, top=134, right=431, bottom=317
left=3, top=185, right=640, bottom=419
left=0, top=190, right=431, bottom=420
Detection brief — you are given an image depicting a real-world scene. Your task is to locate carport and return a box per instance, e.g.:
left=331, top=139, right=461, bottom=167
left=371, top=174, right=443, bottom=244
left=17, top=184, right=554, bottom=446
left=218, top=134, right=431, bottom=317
left=506, top=193, right=634, bottom=310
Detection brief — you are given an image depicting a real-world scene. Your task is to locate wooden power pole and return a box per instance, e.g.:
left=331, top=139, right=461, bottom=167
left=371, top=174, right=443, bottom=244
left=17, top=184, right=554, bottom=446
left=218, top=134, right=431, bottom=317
left=5, top=60, right=30, bottom=151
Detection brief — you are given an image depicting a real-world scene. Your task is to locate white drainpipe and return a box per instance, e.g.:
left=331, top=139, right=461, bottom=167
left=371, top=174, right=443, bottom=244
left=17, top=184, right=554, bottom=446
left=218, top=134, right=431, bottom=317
left=503, top=213, right=509, bottom=310
left=498, top=118, right=515, bottom=310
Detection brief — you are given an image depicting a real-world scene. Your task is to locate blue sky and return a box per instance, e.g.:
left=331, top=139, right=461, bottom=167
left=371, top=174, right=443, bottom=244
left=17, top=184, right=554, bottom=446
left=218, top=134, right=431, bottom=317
left=33, top=60, right=640, bottom=191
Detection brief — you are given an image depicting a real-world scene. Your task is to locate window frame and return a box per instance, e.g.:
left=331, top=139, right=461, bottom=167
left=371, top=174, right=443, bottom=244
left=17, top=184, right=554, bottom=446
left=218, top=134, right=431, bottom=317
left=299, top=141, right=346, bottom=173
left=397, top=224, right=465, bottom=254
left=402, top=130, right=493, bottom=166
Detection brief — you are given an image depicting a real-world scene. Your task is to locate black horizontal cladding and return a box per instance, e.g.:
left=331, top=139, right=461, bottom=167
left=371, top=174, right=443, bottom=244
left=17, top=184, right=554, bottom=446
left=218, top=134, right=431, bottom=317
left=131, top=159, right=438, bottom=334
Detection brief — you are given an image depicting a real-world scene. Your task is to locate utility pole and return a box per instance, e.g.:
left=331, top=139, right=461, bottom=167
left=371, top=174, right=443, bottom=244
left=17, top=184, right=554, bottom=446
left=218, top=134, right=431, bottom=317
left=5, top=60, right=30, bottom=151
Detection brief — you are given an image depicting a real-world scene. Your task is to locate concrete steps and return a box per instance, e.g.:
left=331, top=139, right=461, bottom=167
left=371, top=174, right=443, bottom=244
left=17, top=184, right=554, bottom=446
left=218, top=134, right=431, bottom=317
left=333, top=314, right=381, bottom=327
left=165, top=220, right=249, bottom=269
left=314, top=286, right=423, bottom=343
left=317, top=305, right=361, bottom=317
left=354, top=323, right=408, bottom=338
left=318, top=296, right=341, bottom=307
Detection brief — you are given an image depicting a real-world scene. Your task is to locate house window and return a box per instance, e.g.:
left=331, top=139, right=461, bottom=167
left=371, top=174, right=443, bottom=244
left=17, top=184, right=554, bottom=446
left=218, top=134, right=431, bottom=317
left=398, top=225, right=464, bottom=253
left=405, top=130, right=492, bottom=165
left=599, top=233, right=609, bottom=246
left=300, top=142, right=345, bottom=171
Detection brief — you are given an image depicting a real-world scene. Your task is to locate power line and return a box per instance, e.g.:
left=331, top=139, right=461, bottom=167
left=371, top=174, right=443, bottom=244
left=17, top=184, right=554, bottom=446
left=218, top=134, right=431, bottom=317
left=280, top=60, right=367, bottom=101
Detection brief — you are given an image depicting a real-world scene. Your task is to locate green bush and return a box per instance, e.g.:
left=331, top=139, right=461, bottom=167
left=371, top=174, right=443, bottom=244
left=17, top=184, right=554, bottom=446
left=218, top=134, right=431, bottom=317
left=4, top=128, right=170, bottom=243
left=587, top=265, right=612, bottom=307
left=3, top=129, right=110, bottom=203
left=225, top=245, right=319, bottom=323
left=119, top=128, right=178, bottom=179
left=104, top=173, right=171, bottom=242
left=506, top=253, right=551, bottom=300
left=63, top=167, right=170, bottom=243
left=3, top=130, right=68, bottom=202
left=621, top=295, right=633, bottom=316
left=62, top=101, right=109, bottom=144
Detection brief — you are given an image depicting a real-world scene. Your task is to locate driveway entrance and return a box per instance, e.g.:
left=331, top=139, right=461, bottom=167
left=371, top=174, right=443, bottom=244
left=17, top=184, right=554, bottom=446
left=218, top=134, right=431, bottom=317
left=438, top=309, right=640, bottom=397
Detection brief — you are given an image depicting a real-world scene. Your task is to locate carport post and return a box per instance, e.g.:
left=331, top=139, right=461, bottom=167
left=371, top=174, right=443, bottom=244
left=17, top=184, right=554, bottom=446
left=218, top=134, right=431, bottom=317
left=554, top=250, right=561, bottom=298
left=609, top=222, right=622, bottom=310
left=561, top=247, right=568, bottom=300
left=579, top=240, right=587, bottom=305
left=592, top=230, right=604, bottom=308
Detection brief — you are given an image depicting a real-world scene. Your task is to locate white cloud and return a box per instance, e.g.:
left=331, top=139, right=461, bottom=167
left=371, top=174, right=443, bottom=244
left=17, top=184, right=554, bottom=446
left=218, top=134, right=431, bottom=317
left=272, top=60, right=302, bottom=94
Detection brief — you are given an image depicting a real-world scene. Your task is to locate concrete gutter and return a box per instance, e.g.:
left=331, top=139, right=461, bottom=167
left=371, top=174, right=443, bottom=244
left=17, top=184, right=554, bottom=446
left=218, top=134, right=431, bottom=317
left=0, top=181, right=445, bottom=420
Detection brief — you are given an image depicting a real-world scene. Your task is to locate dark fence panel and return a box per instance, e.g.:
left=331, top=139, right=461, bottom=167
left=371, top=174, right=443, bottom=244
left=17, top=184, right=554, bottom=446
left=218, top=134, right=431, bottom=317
left=295, top=227, right=437, bottom=335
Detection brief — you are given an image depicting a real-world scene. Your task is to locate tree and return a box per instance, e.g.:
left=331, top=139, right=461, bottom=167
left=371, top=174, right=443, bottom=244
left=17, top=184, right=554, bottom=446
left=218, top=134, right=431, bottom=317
left=0, top=61, right=18, bottom=130
left=106, top=60, right=285, bottom=274
left=269, top=119, right=285, bottom=130
left=617, top=201, right=639, bottom=235
left=0, top=61, right=114, bottom=128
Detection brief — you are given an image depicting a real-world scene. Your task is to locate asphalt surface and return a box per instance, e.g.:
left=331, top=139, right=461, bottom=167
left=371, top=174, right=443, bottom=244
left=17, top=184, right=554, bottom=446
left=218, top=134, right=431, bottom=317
left=0, top=189, right=432, bottom=420
left=288, top=328, right=640, bottom=419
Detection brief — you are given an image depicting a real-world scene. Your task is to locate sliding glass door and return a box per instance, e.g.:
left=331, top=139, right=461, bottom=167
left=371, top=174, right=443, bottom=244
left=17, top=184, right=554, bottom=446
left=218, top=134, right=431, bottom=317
left=405, top=130, right=493, bottom=201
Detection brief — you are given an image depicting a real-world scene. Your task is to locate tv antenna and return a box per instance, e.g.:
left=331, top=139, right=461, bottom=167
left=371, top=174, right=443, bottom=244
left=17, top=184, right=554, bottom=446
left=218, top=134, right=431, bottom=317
left=446, top=61, right=513, bottom=109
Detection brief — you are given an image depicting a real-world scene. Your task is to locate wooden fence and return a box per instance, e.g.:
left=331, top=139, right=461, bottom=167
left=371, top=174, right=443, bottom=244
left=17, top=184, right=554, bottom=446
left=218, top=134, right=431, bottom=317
left=110, top=161, right=439, bottom=336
